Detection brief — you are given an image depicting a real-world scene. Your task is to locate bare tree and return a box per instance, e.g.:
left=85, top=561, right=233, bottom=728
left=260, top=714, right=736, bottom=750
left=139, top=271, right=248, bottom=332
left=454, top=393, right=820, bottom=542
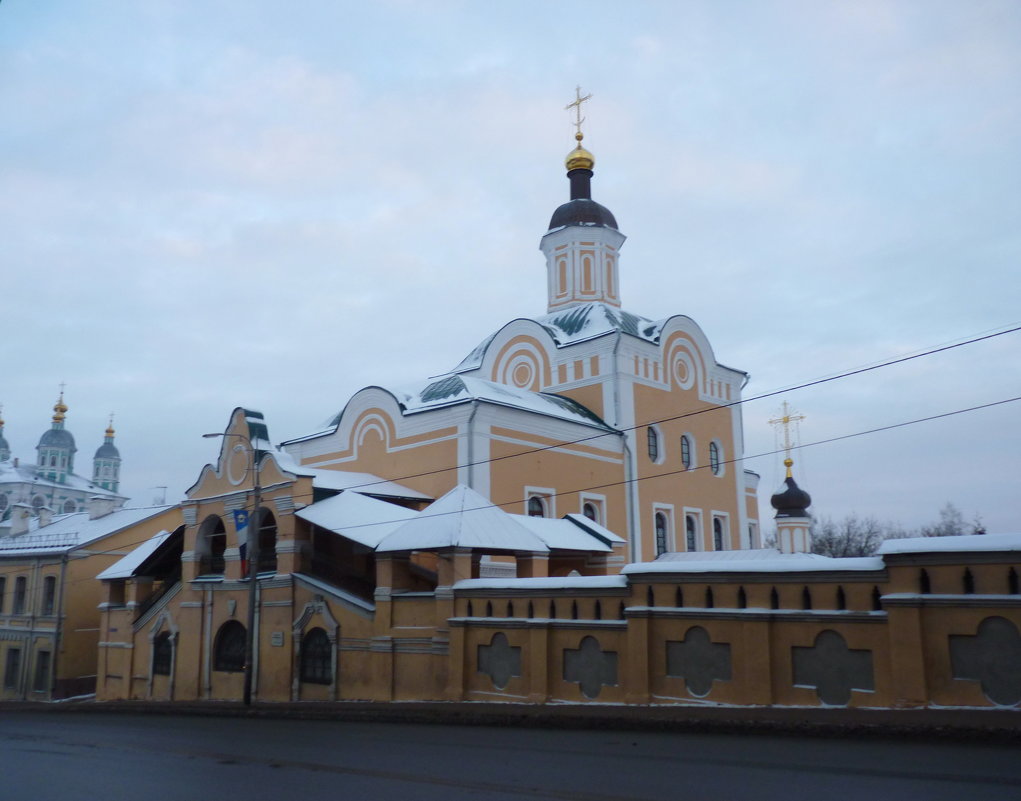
left=810, top=515, right=885, bottom=558
left=918, top=502, right=972, bottom=537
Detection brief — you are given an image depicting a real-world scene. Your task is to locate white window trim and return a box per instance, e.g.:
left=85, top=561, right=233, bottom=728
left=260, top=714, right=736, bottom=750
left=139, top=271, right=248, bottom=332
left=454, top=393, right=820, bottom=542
left=682, top=507, right=703, bottom=552
left=652, top=503, right=675, bottom=555
left=711, top=511, right=730, bottom=551
left=709, top=439, right=725, bottom=477
left=680, top=432, right=696, bottom=470
left=524, top=486, right=556, bottom=518
left=578, top=492, right=606, bottom=525
left=646, top=425, right=664, bottom=465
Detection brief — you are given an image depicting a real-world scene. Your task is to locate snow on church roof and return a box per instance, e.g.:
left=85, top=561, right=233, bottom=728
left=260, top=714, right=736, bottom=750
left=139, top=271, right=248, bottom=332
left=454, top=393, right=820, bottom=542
left=0, top=458, right=122, bottom=498
left=391, top=375, right=614, bottom=430
left=879, top=532, right=1021, bottom=555
left=510, top=513, right=619, bottom=553
left=450, top=303, right=667, bottom=374
left=0, top=505, right=172, bottom=557
left=97, top=528, right=173, bottom=580
left=376, top=485, right=548, bottom=553
left=271, top=449, right=431, bottom=501
left=295, top=490, right=419, bottom=549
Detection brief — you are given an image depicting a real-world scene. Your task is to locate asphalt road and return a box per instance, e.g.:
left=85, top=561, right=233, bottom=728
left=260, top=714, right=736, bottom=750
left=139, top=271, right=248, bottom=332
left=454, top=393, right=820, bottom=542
left=1, top=711, right=1020, bottom=801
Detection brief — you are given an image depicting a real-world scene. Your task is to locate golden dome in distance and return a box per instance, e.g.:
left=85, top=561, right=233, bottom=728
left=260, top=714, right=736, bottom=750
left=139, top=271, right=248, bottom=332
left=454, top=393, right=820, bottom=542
left=565, top=131, right=595, bottom=171
left=53, top=390, right=68, bottom=423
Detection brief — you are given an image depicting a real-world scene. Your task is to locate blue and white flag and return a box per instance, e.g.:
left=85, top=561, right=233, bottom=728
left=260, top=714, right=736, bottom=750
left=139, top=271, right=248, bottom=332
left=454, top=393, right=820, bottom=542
left=233, top=509, right=250, bottom=532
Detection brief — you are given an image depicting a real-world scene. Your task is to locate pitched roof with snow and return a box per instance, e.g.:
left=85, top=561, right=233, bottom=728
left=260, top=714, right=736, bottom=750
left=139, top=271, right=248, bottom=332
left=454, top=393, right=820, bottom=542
left=389, top=375, right=614, bottom=431
left=0, top=505, right=173, bottom=557
left=376, top=485, right=548, bottom=554
left=296, top=491, right=419, bottom=549
left=96, top=528, right=173, bottom=580
left=451, top=303, right=665, bottom=374
left=0, top=458, right=123, bottom=498
left=271, top=449, right=431, bottom=501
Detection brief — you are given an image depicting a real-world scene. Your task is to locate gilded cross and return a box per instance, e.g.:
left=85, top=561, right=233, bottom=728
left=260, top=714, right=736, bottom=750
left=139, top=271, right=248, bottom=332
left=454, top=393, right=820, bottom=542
left=565, top=86, right=592, bottom=137
left=769, top=401, right=805, bottom=476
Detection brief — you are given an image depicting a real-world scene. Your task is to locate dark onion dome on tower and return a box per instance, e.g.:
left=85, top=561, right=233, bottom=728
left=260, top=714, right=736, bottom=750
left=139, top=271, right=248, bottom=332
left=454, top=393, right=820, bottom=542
left=770, top=459, right=811, bottom=518
left=547, top=131, right=619, bottom=232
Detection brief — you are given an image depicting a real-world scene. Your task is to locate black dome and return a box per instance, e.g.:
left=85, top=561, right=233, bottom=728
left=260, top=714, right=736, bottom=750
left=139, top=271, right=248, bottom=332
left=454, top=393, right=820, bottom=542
left=548, top=199, right=618, bottom=231
left=770, top=476, right=811, bottom=518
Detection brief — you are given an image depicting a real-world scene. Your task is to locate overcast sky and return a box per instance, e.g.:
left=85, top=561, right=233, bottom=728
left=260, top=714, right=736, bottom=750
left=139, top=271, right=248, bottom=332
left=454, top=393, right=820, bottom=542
left=2, top=1, right=1018, bottom=534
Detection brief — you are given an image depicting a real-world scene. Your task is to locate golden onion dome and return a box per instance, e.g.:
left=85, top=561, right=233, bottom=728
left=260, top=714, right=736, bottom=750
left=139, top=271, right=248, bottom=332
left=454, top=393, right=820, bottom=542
left=565, top=132, right=594, bottom=171
left=53, top=393, right=68, bottom=423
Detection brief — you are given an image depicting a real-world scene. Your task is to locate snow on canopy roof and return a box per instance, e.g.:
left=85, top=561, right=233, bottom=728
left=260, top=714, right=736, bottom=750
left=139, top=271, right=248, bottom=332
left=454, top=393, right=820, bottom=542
left=451, top=303, right=666, bottom=373
left=879, top=532, right=1021, bottom=555
left=563, top=513, right=626, bottom=545
left=376, top=485, right=548, bottom=554
left=391, top=375, right=614, bottom=431
left=455, top=575, right=629, bottom=591
left=0, top=505, right=172, bottom=557
left=510, top=514, right=615, bottom=553
left=295, top=491, right=419, bottom=549
left=623, top=549, right=885, bottom=575
left=271, top=450, right=431, bottom=500
left=96, top=528, right=172, bottom=580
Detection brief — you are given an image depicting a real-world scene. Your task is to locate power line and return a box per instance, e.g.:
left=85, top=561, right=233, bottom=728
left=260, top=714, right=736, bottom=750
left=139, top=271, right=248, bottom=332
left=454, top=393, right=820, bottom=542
left=44, top=390, right=1018, bottom=577
left=287, top=323, right=1021, bottom=494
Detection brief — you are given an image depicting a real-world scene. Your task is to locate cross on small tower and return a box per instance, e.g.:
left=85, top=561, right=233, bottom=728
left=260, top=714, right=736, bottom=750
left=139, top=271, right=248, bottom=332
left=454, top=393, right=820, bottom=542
left=769, top=401, right=805, bottom=477
left=565, top=85, right=592, bottom=137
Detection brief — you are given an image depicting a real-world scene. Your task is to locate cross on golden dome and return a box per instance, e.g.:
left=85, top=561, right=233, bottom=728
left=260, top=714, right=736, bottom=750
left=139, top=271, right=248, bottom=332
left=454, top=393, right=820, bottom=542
left=769, top=401, right=805, bottom=478
left=565, top=85, right=592, bottom=139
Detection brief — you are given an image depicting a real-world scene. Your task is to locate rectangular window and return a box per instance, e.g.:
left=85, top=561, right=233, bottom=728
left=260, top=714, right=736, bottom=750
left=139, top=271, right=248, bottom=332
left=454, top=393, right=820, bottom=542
left=0, top=576, right=5, bottom=614
left=13, top=577, right=27, bottom=615
left=42, top=576, right=57, bottom=616
left=4, top=648, right=21, bottom=691
left=33, top=651, right=51, bottom=693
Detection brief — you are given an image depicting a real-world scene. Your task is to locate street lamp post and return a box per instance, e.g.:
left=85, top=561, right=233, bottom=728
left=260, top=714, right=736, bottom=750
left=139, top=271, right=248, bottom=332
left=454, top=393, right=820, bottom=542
left=203, top=431, right=261, bottom=706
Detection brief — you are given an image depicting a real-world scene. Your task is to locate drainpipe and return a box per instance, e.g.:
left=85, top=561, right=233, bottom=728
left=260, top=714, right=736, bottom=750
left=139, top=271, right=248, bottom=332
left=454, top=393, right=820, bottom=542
left=49, top=554, right=68, bottom=697
left=466, top=400, right=480, bottom=492
left=612, top=330, right=640, bottom=564
left=21, top=560, right=40, bottom=700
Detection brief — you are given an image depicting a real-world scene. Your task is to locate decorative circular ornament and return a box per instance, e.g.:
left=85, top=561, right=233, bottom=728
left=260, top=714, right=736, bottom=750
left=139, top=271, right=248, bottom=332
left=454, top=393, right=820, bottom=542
left=512, top=361, right=533, bottom=388
left=672, top=351, right=695, bottom=390
left=226, top=443, right=249, bottom=486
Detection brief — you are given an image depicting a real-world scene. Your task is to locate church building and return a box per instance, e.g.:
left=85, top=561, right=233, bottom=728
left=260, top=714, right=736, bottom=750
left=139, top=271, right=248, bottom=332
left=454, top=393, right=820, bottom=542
left=0, top=394, right=127, bottom=526
left=92, top=100, right=1020, bottom=710
left=281, top=114, right=760, bottom=565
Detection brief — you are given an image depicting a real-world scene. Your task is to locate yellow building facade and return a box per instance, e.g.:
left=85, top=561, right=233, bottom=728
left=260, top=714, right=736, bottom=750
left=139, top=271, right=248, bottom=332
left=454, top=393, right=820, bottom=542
left=0, top=499, right=180, bottom=700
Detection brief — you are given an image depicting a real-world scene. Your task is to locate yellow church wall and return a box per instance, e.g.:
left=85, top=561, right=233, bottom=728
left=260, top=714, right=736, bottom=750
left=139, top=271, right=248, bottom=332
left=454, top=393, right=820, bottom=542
left=631, top=383, right=744, bottom=557
left=556, top=381, right=605, bottom=421
left=305, top=411, right=460, bottom=502
left=487, top=425, right=624, bottom=529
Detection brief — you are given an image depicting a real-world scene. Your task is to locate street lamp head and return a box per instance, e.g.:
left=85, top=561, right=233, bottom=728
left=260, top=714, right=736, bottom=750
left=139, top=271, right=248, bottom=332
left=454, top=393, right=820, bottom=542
left=202, top=433, right=222, bottom=439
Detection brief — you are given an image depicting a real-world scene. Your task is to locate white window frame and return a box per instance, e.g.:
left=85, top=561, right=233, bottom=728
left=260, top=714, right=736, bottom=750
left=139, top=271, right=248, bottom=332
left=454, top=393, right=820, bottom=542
left=711, top=511, right=730, bottom=551
left=680, top=432, right=696, bottom=470
left=652, top=504, right=675, bottom=556
left=646, top=425, right=663, bottom=464
left=709, top=439, right=725, bottom=477
left=578, top=492, right=606, bottom=526
left=524, top=487, right=556, bottom=519
left=682, top=507, right=703, bottom=552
